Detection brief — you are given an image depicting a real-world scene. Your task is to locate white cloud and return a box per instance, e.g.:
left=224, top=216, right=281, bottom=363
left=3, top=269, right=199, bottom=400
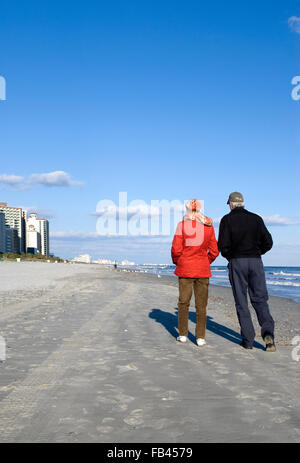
left=213, top=214, right=300, bottom=227
left=262, top=215, right=300, bottom=226
left=29, top=171, right=83, bottom=187
left=0, top=174, right=24, bottom=186
left=288, top=16, right=300, bottom=34
left=91, top=204, right=161, bottom=218
left=0, top=171, right=83, bottom=189
left=91, top=201, right=185, bottom=219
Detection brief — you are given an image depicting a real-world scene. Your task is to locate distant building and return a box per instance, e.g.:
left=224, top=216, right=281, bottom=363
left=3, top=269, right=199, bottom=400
left=26, top=213, right=50, bottom=256
left=121, top=259, right=135, bottom=266
left=0, top=212, right=5, bottom=253
left=0, top=202, right=26, bottom=253
left=73, top=254, right=92, bottom=264
left=97, top=258, right=115, bottom=264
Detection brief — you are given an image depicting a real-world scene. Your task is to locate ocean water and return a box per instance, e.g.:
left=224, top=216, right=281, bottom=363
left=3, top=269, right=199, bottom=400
left=118, top=264, right=300, bottom=303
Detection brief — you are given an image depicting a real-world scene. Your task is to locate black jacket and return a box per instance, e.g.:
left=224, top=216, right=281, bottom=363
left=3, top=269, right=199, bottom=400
left=218, top=208, right=273, bottom=261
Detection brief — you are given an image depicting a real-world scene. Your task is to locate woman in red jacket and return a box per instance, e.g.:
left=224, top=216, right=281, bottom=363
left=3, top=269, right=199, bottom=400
left=171, top=199, right=219, bottom=346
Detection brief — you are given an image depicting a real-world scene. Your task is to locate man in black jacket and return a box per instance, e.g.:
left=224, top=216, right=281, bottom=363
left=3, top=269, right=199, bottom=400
left=218, top=192, right=276, bottom=352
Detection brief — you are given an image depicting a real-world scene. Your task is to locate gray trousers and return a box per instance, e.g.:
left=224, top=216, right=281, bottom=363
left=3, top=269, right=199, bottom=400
left=228, top=257, right=275, bottom=346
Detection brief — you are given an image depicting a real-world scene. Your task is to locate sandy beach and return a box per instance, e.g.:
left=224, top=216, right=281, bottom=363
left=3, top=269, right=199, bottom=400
left=0, top=261, right=299, bottom=443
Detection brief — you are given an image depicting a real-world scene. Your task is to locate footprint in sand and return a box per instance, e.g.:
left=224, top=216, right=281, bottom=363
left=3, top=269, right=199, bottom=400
left=118, top=363, right=138, bottom=373
left=97, top=425, right=114, bottom=433
left=124, top=409, right=144, bottom=426
left=161, top=390, right=179, bottom=401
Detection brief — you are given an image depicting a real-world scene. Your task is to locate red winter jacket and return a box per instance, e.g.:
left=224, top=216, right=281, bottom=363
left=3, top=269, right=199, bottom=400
left=171, top=220, right=219, bottom=278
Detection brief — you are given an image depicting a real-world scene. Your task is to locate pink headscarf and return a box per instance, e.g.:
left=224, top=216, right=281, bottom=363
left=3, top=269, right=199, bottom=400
left=184, top=199, right=213, bottom=226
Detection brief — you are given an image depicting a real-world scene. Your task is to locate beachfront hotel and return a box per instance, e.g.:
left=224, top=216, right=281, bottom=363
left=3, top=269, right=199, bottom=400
left=0, top=203, right=50, bottom=256
left=0, top=202, right=26, bottom=253
left=26, top=213, right=50, bottom=256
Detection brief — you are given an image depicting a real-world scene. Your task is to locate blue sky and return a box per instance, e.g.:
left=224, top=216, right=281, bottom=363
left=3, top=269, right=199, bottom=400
left=1, top=0, right=299, bottom=264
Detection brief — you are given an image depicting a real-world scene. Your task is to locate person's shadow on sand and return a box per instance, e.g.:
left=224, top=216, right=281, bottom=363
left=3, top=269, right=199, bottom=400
left=149, top=308, right=265, bottom=350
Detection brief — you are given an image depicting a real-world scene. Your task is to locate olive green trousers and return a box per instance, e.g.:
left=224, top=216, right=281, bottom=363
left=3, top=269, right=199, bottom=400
left=177, top=277, right=209, bottom=339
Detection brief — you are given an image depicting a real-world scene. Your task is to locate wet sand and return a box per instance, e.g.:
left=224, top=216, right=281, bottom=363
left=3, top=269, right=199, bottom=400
left=0, top=262, right=299, bottom=443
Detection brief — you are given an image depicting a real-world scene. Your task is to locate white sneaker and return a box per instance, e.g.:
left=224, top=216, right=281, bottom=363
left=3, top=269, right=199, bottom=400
left=177, top=335, right=187, bottom=343
left=196, top=338, right=206, bottom=346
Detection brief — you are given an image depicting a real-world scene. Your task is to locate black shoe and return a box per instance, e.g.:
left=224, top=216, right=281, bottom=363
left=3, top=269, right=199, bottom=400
left=240, top=341, right=253, bottom=349
left=264, top=335, right=276, bottom=352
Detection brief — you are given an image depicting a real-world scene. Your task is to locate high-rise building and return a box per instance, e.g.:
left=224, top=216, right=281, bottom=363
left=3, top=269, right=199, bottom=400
left=26, top=224, right=41, bottom=254
left=38, top=218, right=49, bottom=256
left=21, top=210, right=26, bottom=252
left=26, top=213, right=50, bottom=256
left=0, top=212, right=5, bottom=253
left=0, top=202, right=26, bottom=253
left=5, top=227, right=19, bottom=253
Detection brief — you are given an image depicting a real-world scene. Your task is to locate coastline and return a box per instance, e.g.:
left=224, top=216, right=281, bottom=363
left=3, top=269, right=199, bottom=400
left=118, top=264, right=300, bottom=304
left=0, top=261, right=299, bottom=347
left=0, top=261, right=299, bottom=442
left=114, top=267, right=300, bottom=347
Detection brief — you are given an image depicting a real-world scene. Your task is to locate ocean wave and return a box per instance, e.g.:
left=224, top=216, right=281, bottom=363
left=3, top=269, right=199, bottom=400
left=211, top=275, right=229, bottom=279
left=266, top=280, right=300, bottom=287
left=271, top=271, right=300, bottom=277
left=273, top=277, right=300, bottom=282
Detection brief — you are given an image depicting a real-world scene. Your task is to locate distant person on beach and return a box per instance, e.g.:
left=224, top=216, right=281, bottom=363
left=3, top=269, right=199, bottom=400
left=114, top=261, right=117, bottom=269
left=218, top=192, right=276, bottom=352
left=171, top=199, right=219, bottom=346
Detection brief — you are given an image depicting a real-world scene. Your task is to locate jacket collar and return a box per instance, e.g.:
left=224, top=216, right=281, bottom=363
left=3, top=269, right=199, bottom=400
left=230, top=207, right=246, bottom=214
